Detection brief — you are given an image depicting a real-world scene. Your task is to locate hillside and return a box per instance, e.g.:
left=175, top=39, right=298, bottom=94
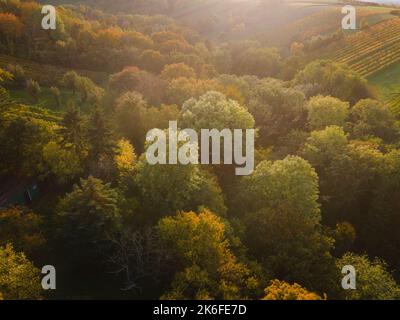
left=3, top=0, right=400, bottom=302
left=50, top=0, right=394, bottom=46
left=331, top=17, right=400, bottom=77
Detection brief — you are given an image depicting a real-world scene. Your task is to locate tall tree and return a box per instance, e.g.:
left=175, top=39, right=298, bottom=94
left=157, top=209, right=262, bottom=299
left=56, top=176, right=121, bottom=260
left=58, top=104, right=85, bottom=155
left=236, top=156, right=338, bottom=296
left=0, top=244, right=42, bottom=300
left=87, top=105, right=115, bottom=161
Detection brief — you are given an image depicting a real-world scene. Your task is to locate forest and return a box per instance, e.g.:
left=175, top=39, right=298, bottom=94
left=1, top=0, right=400, bottom=300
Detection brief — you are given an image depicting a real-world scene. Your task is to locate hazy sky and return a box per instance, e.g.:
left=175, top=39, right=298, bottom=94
left=359, top=0, right=400, bottom=3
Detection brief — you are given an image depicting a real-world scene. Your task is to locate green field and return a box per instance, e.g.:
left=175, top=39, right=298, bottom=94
left=0, top=54, right=109, bottom=87
left=368, top=62, right=400, bottom=100
left=9, top=87, right=94, bottom=113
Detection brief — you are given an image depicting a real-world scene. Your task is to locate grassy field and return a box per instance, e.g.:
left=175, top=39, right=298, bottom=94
left=8, top=87, right=94, bottom=113
left=0, top=54, right=109, bottom=87
left=0, top=53, right=107, bottom=113
left=368, top=61, right=400, bottom=100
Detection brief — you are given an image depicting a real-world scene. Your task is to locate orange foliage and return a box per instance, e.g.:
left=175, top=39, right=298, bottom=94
left=0, top=13, right=23, bottom=38
left=263, top=280, right=323, bottom=300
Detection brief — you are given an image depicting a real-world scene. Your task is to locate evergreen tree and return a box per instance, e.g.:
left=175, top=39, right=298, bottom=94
left=87, top=105, right=116, bottom=162
left=58, top=104, right=85, bottom=155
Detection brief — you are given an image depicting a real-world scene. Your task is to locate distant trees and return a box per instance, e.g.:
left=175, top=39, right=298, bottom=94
left=139, top=49, right=165, bottom=73
left=165, top=77, right=217, bottom=106
left=114, top=91, right=148, bottom=152
left=248, top=79, right=306, bottom=145
left=109, top=66, right=167, bottom=106
left=62, top=71, right=104, bottom=104
left=294, top=60, right=372, bottom=104
left=236, top=47, right=282, bottom=78
left=109, top=66, right=143, bottom=94
left=0, top=12, right=23, bottom=54
left=0, top=67, right=12, bottom=85
left=26, top=79, right=40, bottom=103
left=49, top=86, right=61, bottom=109
left=5, top=64, right=25, bottom=87
left=161, top=63, right=196, bottom=80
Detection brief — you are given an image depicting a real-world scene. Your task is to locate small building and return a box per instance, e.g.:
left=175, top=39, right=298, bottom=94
left=0, top=180, right=39, bottom=208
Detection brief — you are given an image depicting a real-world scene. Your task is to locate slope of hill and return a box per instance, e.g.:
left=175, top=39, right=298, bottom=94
left=55, top=0, right=393, bottom=46
left=0, top=54, right=108, bottom=87
left=331, top=17, right=400, bottom=78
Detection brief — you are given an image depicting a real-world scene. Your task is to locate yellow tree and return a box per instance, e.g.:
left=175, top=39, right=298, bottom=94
left=0, top=244, right=42, bottom=300
left=157, top=209, right=261, bottom=299
left=0, top=207, right=45, bottom=256
left=263, top=280, right=322, bottom=300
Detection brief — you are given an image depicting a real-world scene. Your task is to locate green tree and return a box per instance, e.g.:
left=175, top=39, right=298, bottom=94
left=135, top=151, right=226, bottom=221
left=86, top=105, right=115, bottom=162
left=248, top=79, right=306, bottom=145
left=337, top=253, right=400, bottom=300
left=58, top=104, right=85, bottom=155
left=56, top=176, right=121, bottom=259
left=62, top=71, right=103, bottom=103
left=182, top=91, right=255, bottom=130
left=0, top=111, right=54, bottom=178
left=42, top=140, right=83, bottom=184
left=236, top=156, right=338, bottom=295
left=50, top=86, right=62, bottom=109
left=302, top=126, right=348, bottom=173
left=294, top=60, right=371, bottom=105
left=114, top=91, right=148, bottom=152
left=350, top=99, right=398, bottom=142
left=26, top=79, right=41, bottom=103
left=62, top=71, right=80, bottom=95
left=302, top=127, right=387, bottom=227
left=5, top=64, right=25, bottom=87
left=306, top=95, right=349, bottom=130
